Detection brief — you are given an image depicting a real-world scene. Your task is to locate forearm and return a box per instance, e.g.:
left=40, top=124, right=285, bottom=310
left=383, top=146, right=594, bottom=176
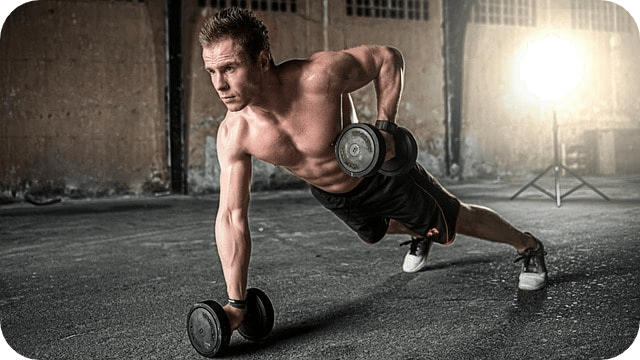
left=374, top=46, right=404, bottom=122
left=215, top=211, right=251, bottom=300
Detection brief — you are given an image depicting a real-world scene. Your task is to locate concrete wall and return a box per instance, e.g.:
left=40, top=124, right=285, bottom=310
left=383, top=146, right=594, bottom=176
left=183, top=0, right=446, bottom=193
left=0, top=0, right=168, bottom=197
left=461, top=0, right=640, bottom=179
left=2, top=0, right=639, bottom=198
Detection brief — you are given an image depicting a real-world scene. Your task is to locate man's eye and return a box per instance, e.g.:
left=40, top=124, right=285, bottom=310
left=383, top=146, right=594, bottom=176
left=225, top=67, right=234, bottom=73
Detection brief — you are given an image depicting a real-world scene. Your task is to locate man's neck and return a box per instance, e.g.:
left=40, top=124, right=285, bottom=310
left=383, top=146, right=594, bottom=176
left=246, top=70, right=289, bottom=119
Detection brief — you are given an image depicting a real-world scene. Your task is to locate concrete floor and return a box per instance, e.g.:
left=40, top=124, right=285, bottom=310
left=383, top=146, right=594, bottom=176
left=1, top=175, right=639, bottom=359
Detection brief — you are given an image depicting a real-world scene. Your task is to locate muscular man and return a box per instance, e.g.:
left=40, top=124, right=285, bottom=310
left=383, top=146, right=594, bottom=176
left=200, top=8, right=547, bottom=331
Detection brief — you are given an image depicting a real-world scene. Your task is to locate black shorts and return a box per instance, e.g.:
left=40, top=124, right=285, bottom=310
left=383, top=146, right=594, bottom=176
left=311, top=163, right=460, bottom=245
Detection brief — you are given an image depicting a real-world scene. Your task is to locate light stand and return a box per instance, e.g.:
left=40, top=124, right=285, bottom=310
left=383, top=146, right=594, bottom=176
left=510, top=103, right=610, bottom=206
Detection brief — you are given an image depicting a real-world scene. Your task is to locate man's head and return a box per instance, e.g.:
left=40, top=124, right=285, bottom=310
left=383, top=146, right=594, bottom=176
left=199, top=7, right=273, bottom=66
left=201, top=9, right=274, bottom=112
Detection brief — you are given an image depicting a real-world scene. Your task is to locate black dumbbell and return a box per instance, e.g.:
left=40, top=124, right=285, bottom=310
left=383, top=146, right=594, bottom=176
left=335, top=120, right=418, bottom=177
left=186, top=288, right=275, bottom=358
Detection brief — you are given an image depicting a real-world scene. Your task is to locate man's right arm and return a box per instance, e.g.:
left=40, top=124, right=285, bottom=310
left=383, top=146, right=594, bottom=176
left=214, top=120, right=252, bottom=330
left=337, top=45, right=405, bottom=123
left=330, top=45, right=405, bottom=162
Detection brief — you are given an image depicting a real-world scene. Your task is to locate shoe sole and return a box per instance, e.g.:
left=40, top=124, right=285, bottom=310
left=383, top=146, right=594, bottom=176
left=518, top=273, right=547, bottom=291
left=518, top=283, right=546, bottom=291
left=403, top=257, right=428, bottom=273
left=402, top=261, right=427, bottom=274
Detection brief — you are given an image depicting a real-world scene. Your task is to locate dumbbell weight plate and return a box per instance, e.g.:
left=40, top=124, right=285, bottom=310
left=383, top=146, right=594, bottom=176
left=379, top=126, right=418, bottom=176
left=238, top=288, right=275, bottom=341
left=335, top=123, right=386, bottom=178
left=187, top=300, right=231, bottom=358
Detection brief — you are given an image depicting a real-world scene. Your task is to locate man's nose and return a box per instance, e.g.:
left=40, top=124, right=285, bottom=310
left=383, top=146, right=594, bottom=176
left=213, top=74, right=229, bottom=92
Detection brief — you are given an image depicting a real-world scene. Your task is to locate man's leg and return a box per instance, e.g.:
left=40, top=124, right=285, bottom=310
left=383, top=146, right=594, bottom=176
left=385, top=202, right=538, bottom=251
left=455, top=202, right=538, bottom=252
left=455, top=202, right=547, bottom=290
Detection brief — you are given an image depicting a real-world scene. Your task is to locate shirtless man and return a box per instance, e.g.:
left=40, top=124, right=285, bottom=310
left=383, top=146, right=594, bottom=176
left=200, top=8, right=548, bottom=331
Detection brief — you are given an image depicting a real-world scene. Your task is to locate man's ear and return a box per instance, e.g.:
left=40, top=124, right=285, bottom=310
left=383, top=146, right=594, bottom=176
left=258, top=51, right=270, bottom=71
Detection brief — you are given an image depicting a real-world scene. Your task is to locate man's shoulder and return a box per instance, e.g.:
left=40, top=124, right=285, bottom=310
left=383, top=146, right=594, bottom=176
left=220, top=111, right=248, bottom=130
left=276, top=45, right=373, bottom=73
left=307, top=49, right=354, bottom=67
left=217, top=115, right=251, bottom=160
left=276, top=50, right=347, bottom=72
left=275, top=50, right=350, bottom=90
left=218, top=112, right=248, bottom=141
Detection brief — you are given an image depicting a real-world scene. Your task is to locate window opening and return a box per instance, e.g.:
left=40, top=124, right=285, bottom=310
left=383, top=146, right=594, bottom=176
left=346, top=0, right=430, bottom=22
left=199, top=0, right=298, bottom=13
left=571, top=0, right=636, bottom=34
left=471, top=0, right=536, bottom=27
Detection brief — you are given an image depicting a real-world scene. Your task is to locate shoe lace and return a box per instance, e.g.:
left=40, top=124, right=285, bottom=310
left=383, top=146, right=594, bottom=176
left=513, top=253, right=529, bottom=264
left=400, top=237, right=423, bottom=255
left=514, top=247, right=547, bottom=271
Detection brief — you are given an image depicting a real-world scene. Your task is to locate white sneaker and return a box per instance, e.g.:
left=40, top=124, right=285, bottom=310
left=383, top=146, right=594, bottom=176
left=515, top=234, right=548, bottom=291
left=401, top=237, right=433, bottom=273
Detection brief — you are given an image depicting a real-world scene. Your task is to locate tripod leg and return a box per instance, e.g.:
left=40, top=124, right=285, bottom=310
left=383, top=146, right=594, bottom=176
left=511, top=165, right=553, bottom=200
left=560, top=165, right=610, bottom=201
left=554, top=165, right=561, bottom=207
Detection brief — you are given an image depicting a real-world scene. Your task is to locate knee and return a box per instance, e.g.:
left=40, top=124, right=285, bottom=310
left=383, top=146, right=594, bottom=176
left=356, top=221, right=388, bottom=245
left=359, top=234, right=384, bottom=245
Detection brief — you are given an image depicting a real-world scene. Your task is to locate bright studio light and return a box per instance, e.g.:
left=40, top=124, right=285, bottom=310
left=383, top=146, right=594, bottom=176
left=519, top=35, right=584, bottom=102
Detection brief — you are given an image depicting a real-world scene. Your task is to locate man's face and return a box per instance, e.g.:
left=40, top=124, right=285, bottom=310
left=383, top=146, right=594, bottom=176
left=202, top=37, right=263, bottom=112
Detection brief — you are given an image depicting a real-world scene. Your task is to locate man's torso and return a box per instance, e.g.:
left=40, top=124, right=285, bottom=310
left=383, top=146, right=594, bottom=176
left=225, top=56, right=363, bottom=193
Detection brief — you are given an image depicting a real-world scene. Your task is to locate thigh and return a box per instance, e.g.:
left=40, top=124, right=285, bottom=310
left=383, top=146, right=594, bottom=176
left=388, top=164, right=461, bottom=244
left=310, top=184, right=388, bottom=244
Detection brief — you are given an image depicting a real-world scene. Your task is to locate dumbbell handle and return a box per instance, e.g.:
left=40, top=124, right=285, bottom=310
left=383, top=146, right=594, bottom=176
left=376, top=121, right=418, bottom=177
left=375, top=119, right=398, bottom=133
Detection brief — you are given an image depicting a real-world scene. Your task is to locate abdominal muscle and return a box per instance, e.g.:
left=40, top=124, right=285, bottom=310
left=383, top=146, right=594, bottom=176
left=288, top=155, right=363, bottom=194
left=246, top=123, right=362, bottom=194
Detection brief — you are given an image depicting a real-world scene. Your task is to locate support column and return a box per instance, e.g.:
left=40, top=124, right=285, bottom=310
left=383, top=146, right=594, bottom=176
left=166, top=0, right=186, bottom=194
